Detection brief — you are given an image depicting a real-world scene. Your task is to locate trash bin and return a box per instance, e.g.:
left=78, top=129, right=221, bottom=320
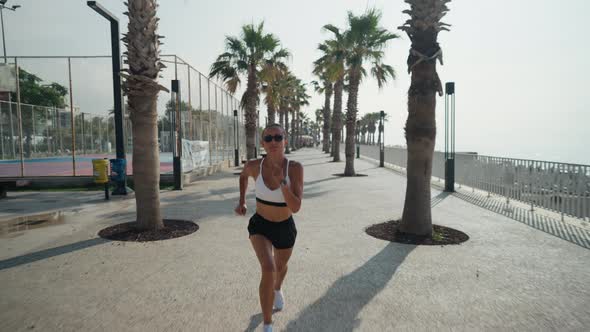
left=109, top=158, right=128, bottom=195
left=92, top=159, right=109, bottom=184
left=93, top=158, right=110, bottom=200
left=109, top=158, right=127, bottom=182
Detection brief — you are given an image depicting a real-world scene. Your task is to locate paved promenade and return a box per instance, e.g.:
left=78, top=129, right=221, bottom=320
left=1, top=148, right=589, bottom=331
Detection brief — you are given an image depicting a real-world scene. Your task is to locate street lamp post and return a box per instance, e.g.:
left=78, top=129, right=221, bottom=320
left=81, top=113, right=86, bottom=155
left=444, top=82, right=456, bottom=192
left=0, top=1, right=20, bottom=160
left=172, top=79, right=182, bottom=190
left=87, top=1, right=127, bottom=194
left=233, top=109, right=239, bottom=166
left=0, top=1, right=20, bottom=63
left=379, top=110, right=385, bottom=167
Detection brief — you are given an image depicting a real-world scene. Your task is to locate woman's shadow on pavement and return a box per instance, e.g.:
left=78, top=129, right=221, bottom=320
left=244, top=242, right=414, bottom=331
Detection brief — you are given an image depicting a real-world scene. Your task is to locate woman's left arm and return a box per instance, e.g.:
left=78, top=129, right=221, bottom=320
left=280, top=162, right=304, bottom=213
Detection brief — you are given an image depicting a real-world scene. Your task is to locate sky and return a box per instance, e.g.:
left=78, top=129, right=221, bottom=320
left=4, top=0, right=589, bottom=164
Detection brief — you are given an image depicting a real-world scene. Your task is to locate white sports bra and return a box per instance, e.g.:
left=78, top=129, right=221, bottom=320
left=255, top=158, right=290, bottom=207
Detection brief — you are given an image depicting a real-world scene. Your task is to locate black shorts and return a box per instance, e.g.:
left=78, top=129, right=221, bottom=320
left=248, top=213, right=297, bottom=249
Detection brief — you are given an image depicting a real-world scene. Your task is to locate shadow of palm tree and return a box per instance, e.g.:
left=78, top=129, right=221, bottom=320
left=284, top=242, right=414, bottom=331
left=304, top=176, right=344, bottom=187
left=354, top=166, right=380, bottom=173
left=303, top=161, right=333, bottom=167
left=0, top=192, right=118, bottom=216
left=288, top=154, right=331, bottom=162
left=0, top=238, right=110, bottom=270
left=158, top=189, right=330, bottom=222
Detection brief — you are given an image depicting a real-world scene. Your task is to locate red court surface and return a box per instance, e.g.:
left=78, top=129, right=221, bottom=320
left=0, top=154, right=173, bottom=177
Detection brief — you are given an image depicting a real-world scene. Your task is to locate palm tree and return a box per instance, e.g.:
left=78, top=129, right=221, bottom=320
left=210, top=22, right=289, bottom=159
left=363, top=113, right=375, bottom=144
left=275, top=71, right=297, bottom=153
left=312, top=56, right=334, bottom=153
left=343, top=9, right=399, bottom=176
left=274, top=74, right=287, bottom=125
left=359, top=114, right=370, bottom=144
left=293, top=82, right=310, bottom=149
left=121, top=0, right=168, bottom=230
left=315, top=29, right=347, bottom=162
left=376, top=112, right=389, bottom=146
left=261, top=80, right=279, bottom=125
left=397, top=0, right=450, bottom=236
left=261, top=53, right=289, bottom=124
left=361, top=111, right=389, bottom=145
left=310, top=121, right=321, bottom=146
left=310, top=77, right=332, bottom=153
left=314, top=108, right=323, bottom=146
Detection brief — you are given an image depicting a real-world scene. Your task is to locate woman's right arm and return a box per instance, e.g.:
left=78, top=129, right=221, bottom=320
left=238, top=168, right=249, bottom=206
left=236, top=160, right=256, bottom=215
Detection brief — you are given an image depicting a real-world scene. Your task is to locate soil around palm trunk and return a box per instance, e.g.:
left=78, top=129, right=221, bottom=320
left=98, top=219, right=198, bottom=242
left=333, top=173, right=368, bottom=177
left=366, top=219, right=468, bottom=245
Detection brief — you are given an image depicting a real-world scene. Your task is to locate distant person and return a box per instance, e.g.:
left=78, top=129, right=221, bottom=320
left=235, top=123, right=304, bottom=332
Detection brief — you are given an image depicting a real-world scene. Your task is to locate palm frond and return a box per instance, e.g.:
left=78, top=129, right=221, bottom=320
left=322, top=24, right=342, bottom=39
left=371, top=63, right=395, bottom=88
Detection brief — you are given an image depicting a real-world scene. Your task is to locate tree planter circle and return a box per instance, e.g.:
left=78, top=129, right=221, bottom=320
left=366, top=219, right=468, bottom=245
left=98, top=219, right=198, bottom=242
left=332, top=173, right=368, bottom=177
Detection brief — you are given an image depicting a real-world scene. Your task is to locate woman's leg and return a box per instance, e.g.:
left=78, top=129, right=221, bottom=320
left=250, top=234, right=275, bottom=325
left=273, top=247, right=293, bottom=291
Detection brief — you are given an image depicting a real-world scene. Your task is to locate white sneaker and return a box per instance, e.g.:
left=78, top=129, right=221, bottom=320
left=274, top=289, right=284, bottom=310
left=262, top=323, right=272, bottom=332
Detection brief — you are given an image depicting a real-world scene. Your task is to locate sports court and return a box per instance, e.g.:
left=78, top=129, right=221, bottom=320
left=0, top=153, right=173, bottom=177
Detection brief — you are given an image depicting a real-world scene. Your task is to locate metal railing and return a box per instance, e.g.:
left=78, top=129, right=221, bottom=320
left=355, top=144, right=590, bottom=221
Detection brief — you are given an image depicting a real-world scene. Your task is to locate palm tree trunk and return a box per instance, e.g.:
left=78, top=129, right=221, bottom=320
left=344, top=72, right=360, bottom=176
left=322, top=83, right=332, bottom=153
left=267, top=104, right=276, bottom=124
left=331, top=78, right=343, bottom=161
left=291, top=111, right=296, bottom=150
left=284, top=109, right=290, bottom=154
left=291, top=110, right=299, bottom=150
left=289, top=112, right=297, bottom=150
left=398, top=60, right=438, bottom=237
left=279, top=108, right=284, bottom=128
left=244, top=65, right=258, bottom=159
left=296, top=112, right=300, bottom=149
left=130, top=95, right=163, bottom=230
left=397, top=0, right=449, bottom=237
left=123, top=0, right=167, bottom=231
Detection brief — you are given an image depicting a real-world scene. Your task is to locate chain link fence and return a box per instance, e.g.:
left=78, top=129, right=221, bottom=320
left=0, top=55, right=244, bottom=177
left=159, top=56, right=245, bottom=165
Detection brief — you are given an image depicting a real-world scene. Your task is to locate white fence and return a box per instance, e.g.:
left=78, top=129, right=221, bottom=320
left=355, top=144, right=590, bottom=221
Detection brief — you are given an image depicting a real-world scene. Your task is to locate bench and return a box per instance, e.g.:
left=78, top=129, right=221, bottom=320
left=0, top=179, right=31, bottom=199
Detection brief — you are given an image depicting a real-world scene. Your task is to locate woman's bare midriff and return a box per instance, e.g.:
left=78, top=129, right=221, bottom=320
left=256, top=203, right=292, bottom=222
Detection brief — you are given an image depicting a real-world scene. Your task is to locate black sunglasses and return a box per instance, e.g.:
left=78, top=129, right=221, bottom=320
left=263, top=134, right=284, bottom=142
